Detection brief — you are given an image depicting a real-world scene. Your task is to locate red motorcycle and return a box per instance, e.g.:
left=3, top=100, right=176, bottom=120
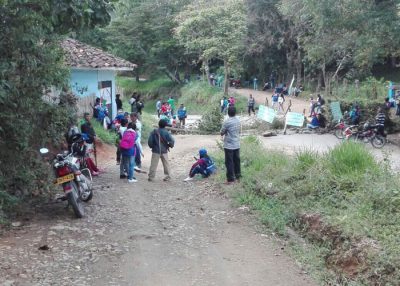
left=344, top=123, right=386, bottom=149
left=230, top=78, right=241, bottom=89
left=40, top=147, right=93, bottom=218
left=334, top=119, right=348, bottom=139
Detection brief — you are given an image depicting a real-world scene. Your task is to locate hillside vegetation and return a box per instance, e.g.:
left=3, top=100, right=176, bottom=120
left=214, top=137, right=400, bottom=285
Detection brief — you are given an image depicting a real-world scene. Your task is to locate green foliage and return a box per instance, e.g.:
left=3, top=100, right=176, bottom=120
left=106, top=0, right=191, bottom=81
left=140, top=112, right=158, bottom=143
left=198, top=106, right=223, bottom=134
left=331, top=77, right=387, bottom=101
left=222, top=137, right=400, bottom=284
left=175, top=0, right=247, bottom=65
left=91, top=121, right=117, bottom=145
left=0, top=1, right=113, bottom=219
left=327, top=142, right=377, bottom=177
left=179, top=81, right=247, bottom=114
left=117, top=76, right=178, bottom=99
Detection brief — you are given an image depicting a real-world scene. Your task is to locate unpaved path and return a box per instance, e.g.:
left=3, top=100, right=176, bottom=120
left=232, top=87, right=310, bottom=114
left=0, top=135, right=316, bottom=286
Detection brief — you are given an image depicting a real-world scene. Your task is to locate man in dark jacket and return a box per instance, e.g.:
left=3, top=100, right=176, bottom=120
left=148, top=119, right=175, bottom=182
left=115, top=94, right=123, bottom=110
left=81, top=112, right=96, bottom=144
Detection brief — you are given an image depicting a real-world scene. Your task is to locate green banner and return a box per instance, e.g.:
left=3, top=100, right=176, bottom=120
left=257, top=105, right=276, bottom=123
left=330, top=102, right=343, bottom=122
left=285, top=112, right=305, bottom=127
left=257, top=105, right=265, bottom=119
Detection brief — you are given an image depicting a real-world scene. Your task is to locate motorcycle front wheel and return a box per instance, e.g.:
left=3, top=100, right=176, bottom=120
left=67, top=182, right=85, bottom=218
left=371, top=135, right=386, bottom=149
left=334, top=128, right=345, bottom=139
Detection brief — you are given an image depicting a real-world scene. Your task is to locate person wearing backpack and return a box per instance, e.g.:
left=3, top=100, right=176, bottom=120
left=183, top=149, right=217, bottom=182
left=120, top=122, right=137, bottom=182
left=148, top=119, right=175, bottom=182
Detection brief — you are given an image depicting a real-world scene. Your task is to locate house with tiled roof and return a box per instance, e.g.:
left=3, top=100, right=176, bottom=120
left=62, top=38, right=136, bottom=119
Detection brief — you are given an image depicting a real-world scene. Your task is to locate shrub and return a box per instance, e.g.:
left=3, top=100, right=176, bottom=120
left=179, top=81, right=247, bottom=115
left=326, top=141, right=377, bottom=176
left=198, top=106, right=223, bottom=134
left=91, top=120, right=117, bottom=145
left=270, top=118, right=285, bottom=129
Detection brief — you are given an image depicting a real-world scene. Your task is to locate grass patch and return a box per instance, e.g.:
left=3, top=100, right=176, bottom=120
left=140, top=112, right=158, bottom=143
left=92, top=120, right=117, bottom=145
left=117, top=76, right=177, bottom=98
left=179, top=81, right=247, bottom=115
left=216, top=137, right=400, bottom=285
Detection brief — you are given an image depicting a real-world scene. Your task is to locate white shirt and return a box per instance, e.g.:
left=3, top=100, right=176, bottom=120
left=119, top=126, right=127, bottom=137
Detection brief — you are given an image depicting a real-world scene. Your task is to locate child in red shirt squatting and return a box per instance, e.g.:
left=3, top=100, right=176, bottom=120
left=184, top=149, right=217, bottom=182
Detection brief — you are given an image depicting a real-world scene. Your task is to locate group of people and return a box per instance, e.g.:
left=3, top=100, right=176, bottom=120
left=156, top=97, right=188, bottom=128
left=220, top=96, right=236, bottom=114
left=129, top=92, right=145, bottom=115
left=147, top=107, right=239, bottom=184
left=115, top=112, right=143, bottom=182
left=66, top=89, right=244, bottom=192
left=66, top=113, right=101, bottom=177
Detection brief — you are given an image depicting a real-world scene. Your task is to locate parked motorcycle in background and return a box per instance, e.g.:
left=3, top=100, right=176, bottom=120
left=40, top=146, right=93, bottom=218
left=344, top=122, right=386, bottom=149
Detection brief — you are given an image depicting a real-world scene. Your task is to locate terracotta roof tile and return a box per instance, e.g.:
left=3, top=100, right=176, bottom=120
left=62, top=38, right=137, bottom=70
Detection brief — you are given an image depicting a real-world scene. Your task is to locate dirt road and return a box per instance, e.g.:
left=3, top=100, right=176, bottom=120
left=232, top=87, right=310, bottom=114
left=0, top=135, right=316, bottom=286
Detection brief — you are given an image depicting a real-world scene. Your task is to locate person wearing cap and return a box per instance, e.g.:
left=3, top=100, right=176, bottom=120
left=184, top=149, right=216, bottom=182
left=148, top=119, right=175, bottom=182
left=116, top=93, right=123, bottom=110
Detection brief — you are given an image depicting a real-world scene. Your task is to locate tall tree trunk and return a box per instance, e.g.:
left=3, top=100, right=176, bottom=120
left=317, top=73, right=322, bottom=92
left=163, top=69, right=181, bottom=84
left=135, top=68, right=140, bottom=82
left=296, top=46, right=302, bottom=84
left=204, top=59, right=210, bottom=84
left=224, top=61, right=230, bottom=95
left=321, top=60, right=328, bottom=96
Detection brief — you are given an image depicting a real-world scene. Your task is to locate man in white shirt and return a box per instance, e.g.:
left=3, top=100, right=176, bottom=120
left=130, top=112, right=143, bottom=171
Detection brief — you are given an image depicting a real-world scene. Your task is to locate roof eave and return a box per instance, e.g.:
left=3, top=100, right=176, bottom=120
left=70, top=66, right=137, bottom=71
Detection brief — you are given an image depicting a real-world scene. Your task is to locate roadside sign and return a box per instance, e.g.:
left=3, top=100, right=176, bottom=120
left=285, top=112, right=304, bottom=127
left=257, top=105, right=265, bottom=119
left=330, top=102, right=343, bottom=122
left=257, top=105, right=276, bottom=123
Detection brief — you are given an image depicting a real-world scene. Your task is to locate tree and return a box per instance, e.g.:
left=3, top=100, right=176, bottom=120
left=0, top=0, right=114, bottom=215
left=279, top=0, right=400, bottom=90
left=105, top=0, right=191, bottom=82
left=175, top=0, right=248, bottom=94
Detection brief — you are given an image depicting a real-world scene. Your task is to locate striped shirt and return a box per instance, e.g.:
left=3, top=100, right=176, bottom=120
left=221, top=116, right=241, bottom=150
left=376, top=112, right=385, bottom=127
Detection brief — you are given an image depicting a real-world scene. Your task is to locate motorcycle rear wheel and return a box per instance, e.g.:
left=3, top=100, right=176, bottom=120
left=67, top=182, right=85, bottom=218
left=371, top=135, right=386, bottom=149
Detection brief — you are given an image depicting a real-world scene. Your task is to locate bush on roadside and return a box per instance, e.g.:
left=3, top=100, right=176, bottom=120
left=179, top=81, right=247, bottom=115
left=198, top=106, right=223, bottom=134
